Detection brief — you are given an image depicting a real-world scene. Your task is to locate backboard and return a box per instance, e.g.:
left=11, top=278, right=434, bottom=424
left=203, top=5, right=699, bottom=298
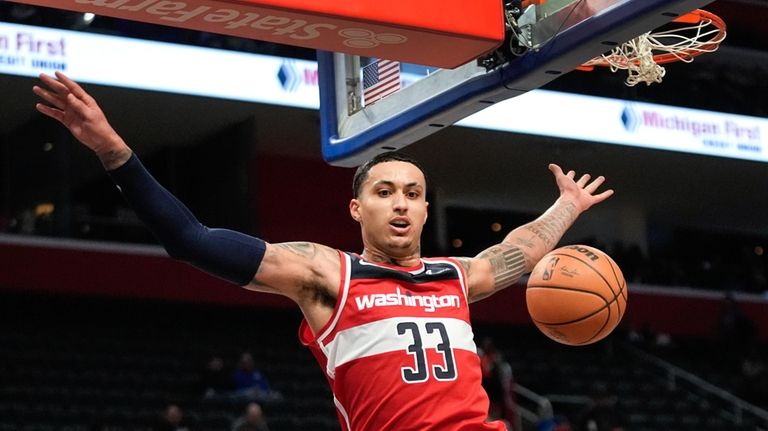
left=319, top=0, right=718, bottom=167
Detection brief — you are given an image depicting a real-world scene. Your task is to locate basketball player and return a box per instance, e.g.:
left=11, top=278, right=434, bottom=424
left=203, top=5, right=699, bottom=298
left=34, top=71, right=613, bottom=431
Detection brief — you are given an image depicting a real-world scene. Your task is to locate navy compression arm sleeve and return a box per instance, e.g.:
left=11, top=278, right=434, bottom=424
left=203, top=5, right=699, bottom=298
left=108, top=153, right=265, bottom=285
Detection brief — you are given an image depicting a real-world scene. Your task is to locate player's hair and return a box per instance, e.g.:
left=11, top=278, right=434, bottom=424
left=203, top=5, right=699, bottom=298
left=352, top=151, right=428, bottom=198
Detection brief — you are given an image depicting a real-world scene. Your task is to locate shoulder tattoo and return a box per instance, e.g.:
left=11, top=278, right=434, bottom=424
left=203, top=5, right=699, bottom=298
left=275, top=242, right=318, bottom=259
left=454, top=257, right=472, bottom=275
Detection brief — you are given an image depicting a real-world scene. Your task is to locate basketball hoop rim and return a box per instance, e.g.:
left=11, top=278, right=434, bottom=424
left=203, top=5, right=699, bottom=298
left=579, top=8, right=726, bottom=69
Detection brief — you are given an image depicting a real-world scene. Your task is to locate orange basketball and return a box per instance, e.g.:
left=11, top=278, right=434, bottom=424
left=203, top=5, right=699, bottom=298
left=526, top=245, right=627, bottom=346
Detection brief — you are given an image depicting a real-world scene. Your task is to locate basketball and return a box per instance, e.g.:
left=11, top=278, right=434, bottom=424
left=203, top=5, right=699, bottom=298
left=526, top=245, right=627, bottom=346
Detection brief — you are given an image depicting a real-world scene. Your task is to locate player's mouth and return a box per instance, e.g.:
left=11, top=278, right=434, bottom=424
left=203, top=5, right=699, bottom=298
left=389, top=218, right=411, bottom=234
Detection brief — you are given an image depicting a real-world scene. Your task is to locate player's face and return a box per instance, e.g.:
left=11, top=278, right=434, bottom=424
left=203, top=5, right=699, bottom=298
left=350, top=161, right=428, bottom=259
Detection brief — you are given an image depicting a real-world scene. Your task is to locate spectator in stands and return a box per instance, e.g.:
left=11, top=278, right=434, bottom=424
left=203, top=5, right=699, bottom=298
left=232, top=352, right=282, bottom=403
left=573, top=384, right=624, bottom=431
left=200, top=354, right=235, bottom=400
left=153, top=404, right=191, bottom=431
left=231, top=402, right=271, bottom=431
left=479, top=337, right=518, bottom=429
left=536, top=398, right=572, bottom=431
left=739, top=343, right=767, bottom=407
left=626, top=322, right=674, bottom=353
left=717, top=291, right=758, bottom=367
left=718, top=292, right=757, bottom=346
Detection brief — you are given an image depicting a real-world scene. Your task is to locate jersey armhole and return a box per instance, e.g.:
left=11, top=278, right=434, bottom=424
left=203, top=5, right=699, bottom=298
left=446, top=257, right=470, bottom=300
left=299, top=250, right=351, bottom=346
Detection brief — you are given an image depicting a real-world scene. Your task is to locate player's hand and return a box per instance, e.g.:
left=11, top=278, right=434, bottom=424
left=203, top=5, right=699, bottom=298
left=33, top=71, right=128, bottom=163
left=548, top=164, right=613, bottom=213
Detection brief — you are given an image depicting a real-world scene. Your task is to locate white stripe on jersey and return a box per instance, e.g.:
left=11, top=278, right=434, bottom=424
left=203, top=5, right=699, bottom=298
left=334, top=396, right=352, bottom=430
left=318, top=252, right=352, bottom=379
left=325, top=316, right=477, bottom=374
left=359, top=258, right=426, bottom=274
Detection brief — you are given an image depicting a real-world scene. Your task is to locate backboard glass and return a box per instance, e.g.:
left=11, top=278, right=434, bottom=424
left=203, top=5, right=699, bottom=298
left=319, top=0, right=718, bottom=167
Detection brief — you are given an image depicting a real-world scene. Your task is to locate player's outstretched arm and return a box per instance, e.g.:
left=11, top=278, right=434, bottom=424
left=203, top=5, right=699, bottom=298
left=32, top=72, right=340, bottom=306
left=34, top=72, right=132, bottom=170
left=33, top=72, right=264, bottom=285
left=457, top=164, right=613, bottom=302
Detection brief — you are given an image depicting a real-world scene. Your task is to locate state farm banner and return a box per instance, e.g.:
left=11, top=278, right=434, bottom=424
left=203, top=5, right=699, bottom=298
left=7, top=0, right=504, bottom=68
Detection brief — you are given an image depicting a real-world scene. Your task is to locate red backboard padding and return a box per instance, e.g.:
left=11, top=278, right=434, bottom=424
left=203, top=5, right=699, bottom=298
left=9, top=0, right=505, bottom=68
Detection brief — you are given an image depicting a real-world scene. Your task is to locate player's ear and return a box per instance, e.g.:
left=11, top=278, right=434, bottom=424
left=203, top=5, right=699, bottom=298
left=349, top=199, right=362, bottom=222
left=424, top=201, right=429, bottom=223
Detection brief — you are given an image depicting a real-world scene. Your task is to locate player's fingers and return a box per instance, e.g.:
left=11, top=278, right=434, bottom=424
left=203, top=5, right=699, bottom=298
left=585, top=175, right=606, bottom=193
left=592, top=189, right=614, bottom=203
left=576, top=174, right=591, bottom=187
left=64, top=92, right=91, bottom=116
left=54, top=71, right=94, bottom=104
left=566, top=170, right=576, bottom=179
left=38, top=73, right=70, bottom=96
left=548, top=163, right=564, bottom=176
left=35, top=103, right=65, bottom=124
left=33, top=85, right=67, bottom=111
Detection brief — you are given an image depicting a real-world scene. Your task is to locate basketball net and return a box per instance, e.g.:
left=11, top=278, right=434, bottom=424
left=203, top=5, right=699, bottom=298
left=579, top=9, right=727, bottom=86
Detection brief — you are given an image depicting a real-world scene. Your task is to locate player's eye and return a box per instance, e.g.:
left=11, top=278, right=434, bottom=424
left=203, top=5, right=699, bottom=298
left=406, top=191, right=420, bottom=199
left=377, top=189, right=392, bottom=197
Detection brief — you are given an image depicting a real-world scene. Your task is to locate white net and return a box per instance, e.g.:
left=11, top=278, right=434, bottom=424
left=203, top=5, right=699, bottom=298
left=597, top=33, right=667, bottom=86
left=582, top=12, right=726, bottom=86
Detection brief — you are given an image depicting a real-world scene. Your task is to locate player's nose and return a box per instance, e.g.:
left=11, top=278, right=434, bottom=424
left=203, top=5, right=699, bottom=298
left=392, top=191, right=408, bottom=212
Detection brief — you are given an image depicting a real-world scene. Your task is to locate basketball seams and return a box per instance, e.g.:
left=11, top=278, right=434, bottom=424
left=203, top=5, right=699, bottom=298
left=527, top=284, right=609, bottom=299
left=528, top=252, right=627, bottom=344
left=527, top=246, right=627, bottom=346
left=550, top=251, right=627, bottom=323
left=547, top=252, right=620, bottom=303
left=605, top=258, right=626, bottom=319
left=532, top=310, right=611, bottom=345
left=528, top=253, right=615, bottom=336
left=527, top=285, right=613, bottom=327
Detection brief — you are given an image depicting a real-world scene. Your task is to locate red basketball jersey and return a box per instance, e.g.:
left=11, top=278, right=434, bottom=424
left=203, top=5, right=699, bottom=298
left=300, top=252, right=506, bottom=431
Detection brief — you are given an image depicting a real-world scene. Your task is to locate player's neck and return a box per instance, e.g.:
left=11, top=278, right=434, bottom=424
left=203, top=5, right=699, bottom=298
left=362, top=248, right=421, bottom=268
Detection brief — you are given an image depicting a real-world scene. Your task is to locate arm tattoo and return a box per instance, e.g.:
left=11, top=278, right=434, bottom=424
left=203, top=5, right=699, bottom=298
left=454, top=257, right=472, bottom=276
left=272, top=242, right=337, bottom=308
left=101, top=148, right=133, bottom=171
left=514, top=237, right=535, bottom=249
left=524, top=202, right=577, bottom=248
left=276, top=242, right=318, bottom=259
left=478, top=245, right=526, bottom=288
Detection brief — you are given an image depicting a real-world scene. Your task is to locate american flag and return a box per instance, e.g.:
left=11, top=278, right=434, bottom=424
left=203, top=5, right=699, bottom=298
left=362, top=59, right=401, bottom=105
